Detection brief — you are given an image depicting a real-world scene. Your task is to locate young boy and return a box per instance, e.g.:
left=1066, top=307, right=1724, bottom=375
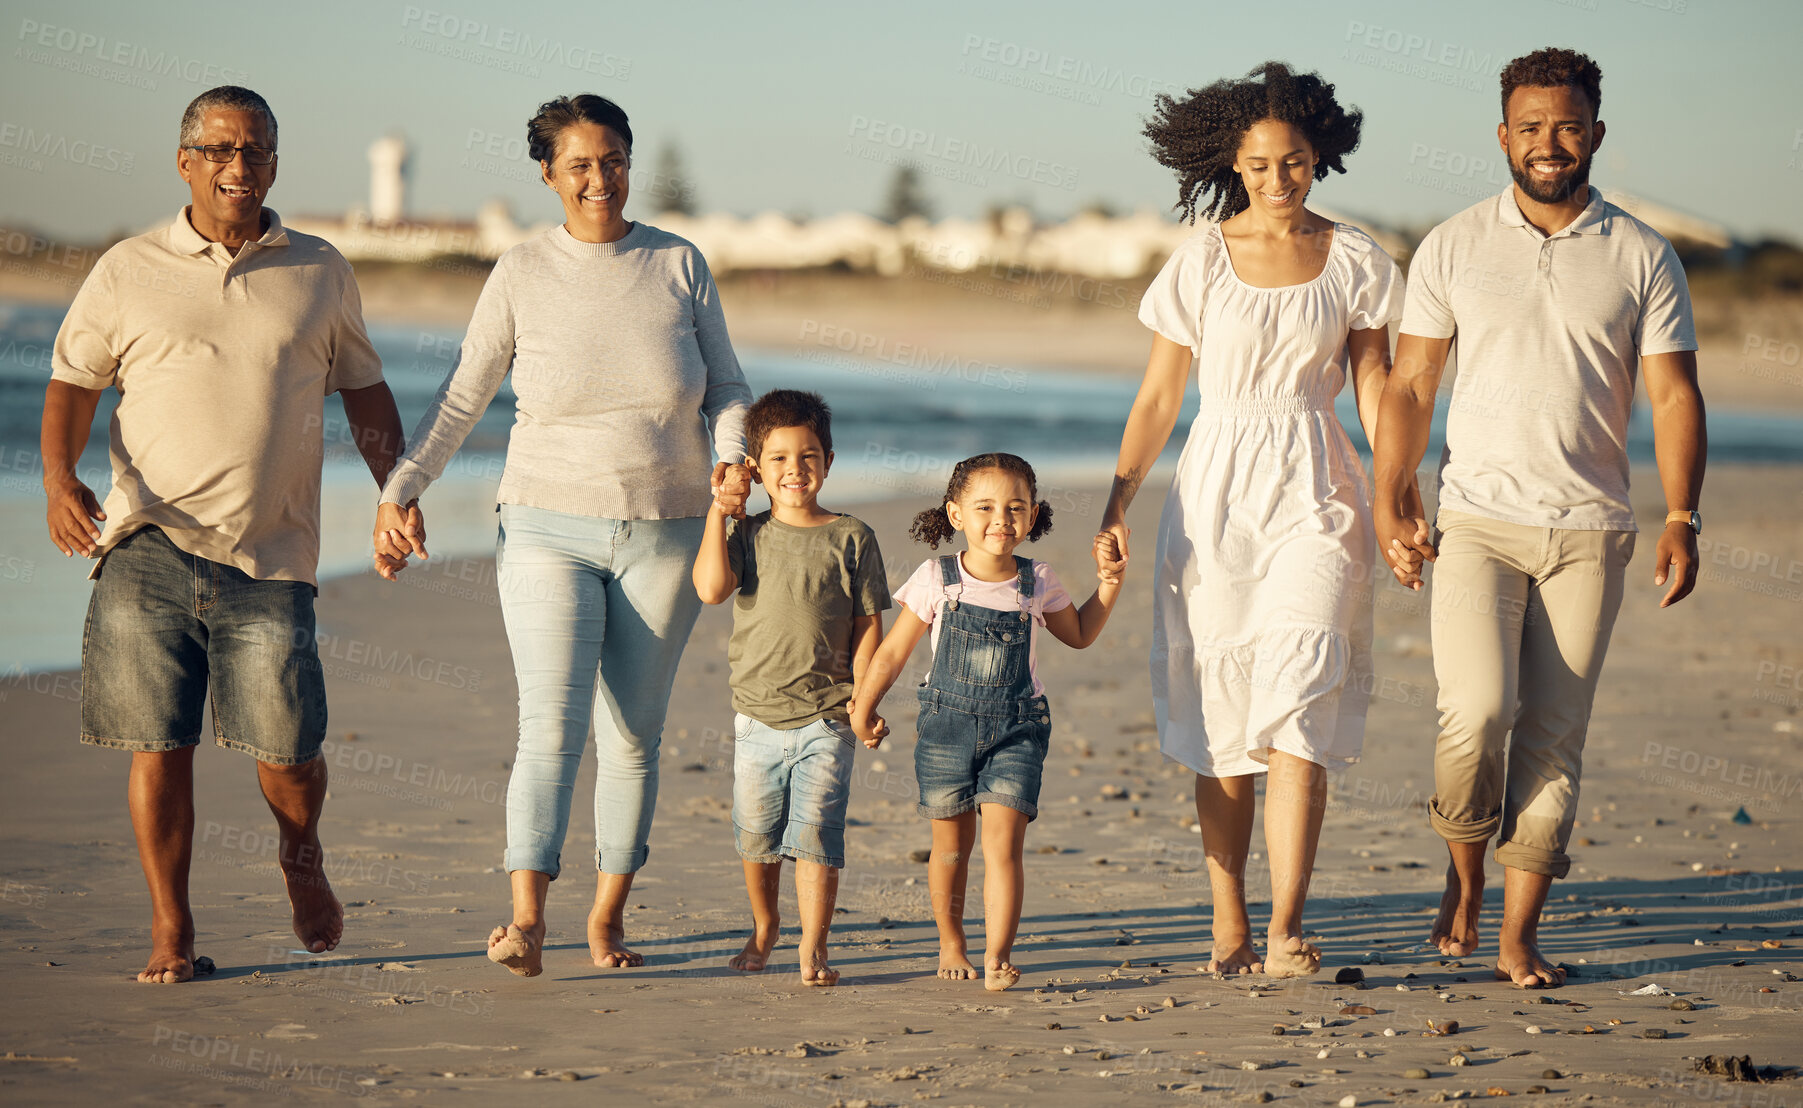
left=692, top=389, right=890, bottom=985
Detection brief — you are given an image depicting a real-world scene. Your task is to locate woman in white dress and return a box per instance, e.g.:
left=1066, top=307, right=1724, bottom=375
left=1098, top=62, right=1415, bottom=977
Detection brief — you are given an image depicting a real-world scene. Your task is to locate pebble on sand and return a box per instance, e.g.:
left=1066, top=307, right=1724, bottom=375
left=1335, top=967, right=1365, bottom=985
left=1642, top=1028, right=1669, bottom=1039
left=1695, top=1055, right=1762, bottom=1082
left=1449, top=1055, right=1469, bottom=1067
left=907, top=848, right=931, bottom=863
left=1339, top=1096, right=1358, bottom=1107
left=1525, top=1025, right=1542, bottom=1034
left=1405, top=1068, right=1432, bottom=1080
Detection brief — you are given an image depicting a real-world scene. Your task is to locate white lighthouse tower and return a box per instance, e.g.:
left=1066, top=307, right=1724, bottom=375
left=368, top=134, right=408, bottom=225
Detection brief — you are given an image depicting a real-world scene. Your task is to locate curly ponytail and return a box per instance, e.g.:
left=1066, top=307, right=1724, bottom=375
left=910, top=453, right=1055, bottom=548
left=908, top=504, right=958, bottom=548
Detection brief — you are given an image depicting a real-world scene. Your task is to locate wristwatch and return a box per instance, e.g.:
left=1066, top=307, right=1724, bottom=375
left=1664, top=509, right=1701, bottom=534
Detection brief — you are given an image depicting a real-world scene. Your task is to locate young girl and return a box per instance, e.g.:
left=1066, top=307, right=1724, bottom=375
left=850, top=453, right=1122, bottom=991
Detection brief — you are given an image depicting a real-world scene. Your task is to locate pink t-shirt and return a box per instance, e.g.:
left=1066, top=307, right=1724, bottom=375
left=893, top=554, right=1073, bottom=697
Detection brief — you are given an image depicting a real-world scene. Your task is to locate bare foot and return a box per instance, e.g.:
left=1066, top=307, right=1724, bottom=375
left=282, top=856, right=343, bottom=954
left=1263, top=934, right=1322, bottom=979
left=587, top=904, right=642, bottom=968
left=984, top=961, right=1021, bottom=992
left=487, top=923, right=544, bottom=977
left=729, top=923, right=779, bottom=972
left=1206, top=938, right=1264, bottom=976
left=137, top=914, right=197, bottom=984
left=938, top=944, right=979, bottom=981
left=1430, top=864, right=1482, bottom=957
left=1495, top=939, right=1565, bottom=989
left=799, top=941, right=839, bottom=986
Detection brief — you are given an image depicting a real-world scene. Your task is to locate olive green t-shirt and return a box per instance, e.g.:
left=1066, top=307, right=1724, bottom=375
left=726, top=512, right=891, bottom=729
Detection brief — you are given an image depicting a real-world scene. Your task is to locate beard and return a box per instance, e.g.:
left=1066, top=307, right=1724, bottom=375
left=1509, top=148, right=1592, bottom=204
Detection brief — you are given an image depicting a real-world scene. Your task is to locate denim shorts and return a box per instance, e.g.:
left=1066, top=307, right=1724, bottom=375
left=732, top=713, right=855, bottom=868
left=914, top=689, right=1052, bottom=821
left=80, top=527, right=327, bottom=765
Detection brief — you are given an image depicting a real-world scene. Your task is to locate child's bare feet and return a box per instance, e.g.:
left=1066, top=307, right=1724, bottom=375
left=799, top=939, right=838, bottom=986
left=984, top=960, right=1021, bottom=991
left=1494, top=938, right=1565, bottom=988
left=938, top=943, right=979, bottom=981
left=1430, top=864, right=1483, bottom=957
left=1263, top=933, right=1321, bottom=978
left=729, top=922, right=779, bottom=972
left=137, top=911, right=198, bottom=984
left=487, top=922, right=544, bottom=977
left=587, top=903, right=643, bottom=968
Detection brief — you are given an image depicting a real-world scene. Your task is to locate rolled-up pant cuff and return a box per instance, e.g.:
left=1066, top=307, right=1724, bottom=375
left=1429, top=795, right=1500, bottom=844
left=1495, top=840, right=1570, bottom=879
left=504, top=850, right=562, bottom=880
left=596, top=845, right=649, bottom=875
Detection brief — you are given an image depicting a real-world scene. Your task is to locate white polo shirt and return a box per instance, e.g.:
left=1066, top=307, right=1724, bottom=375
left=1401, top=186, right=1696, bottom=531
left=51, top=207, right=384, bottom=584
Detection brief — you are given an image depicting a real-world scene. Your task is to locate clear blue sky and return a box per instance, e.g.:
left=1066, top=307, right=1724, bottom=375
left=5, top=0, right=1800, bottom=242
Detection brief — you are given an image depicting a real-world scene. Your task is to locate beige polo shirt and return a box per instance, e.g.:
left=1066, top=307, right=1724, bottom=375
left=51, top=207, right=384, bottom=584
left=1401, top=187, right=1696, bottom=531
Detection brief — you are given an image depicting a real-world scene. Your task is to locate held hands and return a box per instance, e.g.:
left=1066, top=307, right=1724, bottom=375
left=1093, top=529, right=1128, bottom=585
left=1376, top=479, right=1433, bottom=590
left=1652, top=521, right=1698, bottom=608
left=847, top=699, right=888, bottom=749
left=711, top=461, right=751, bottom=519
left=45, top=477, right=105, bottom=557
left=1096, top=521, right=1130, bottom=584
left=372, top=499, right=427, bottom=582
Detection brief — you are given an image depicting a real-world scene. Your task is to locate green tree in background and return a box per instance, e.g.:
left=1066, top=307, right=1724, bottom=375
left=882, top=164, right=933, bottom=223
left=650, top=143, right=698, bottom=215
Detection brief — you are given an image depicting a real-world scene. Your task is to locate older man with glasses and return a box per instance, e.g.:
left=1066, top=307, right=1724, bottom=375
left=42, top=85, right=406, bottom=983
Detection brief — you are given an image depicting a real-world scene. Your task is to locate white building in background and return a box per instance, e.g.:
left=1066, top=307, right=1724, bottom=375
left=367, top=134, right=408, bottom=225
left=279, top=136, right=1727, bottom=277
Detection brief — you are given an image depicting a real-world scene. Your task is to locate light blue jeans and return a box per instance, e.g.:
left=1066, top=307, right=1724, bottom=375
left=731, top=714, right=856, bottom=868
left=495, top=504, right=706, bottom=877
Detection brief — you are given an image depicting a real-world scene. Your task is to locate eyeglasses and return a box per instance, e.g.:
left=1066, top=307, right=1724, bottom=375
left=184, top=144, right=277, bottom=165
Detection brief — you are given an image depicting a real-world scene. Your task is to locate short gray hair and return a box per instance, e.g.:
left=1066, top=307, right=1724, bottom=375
left=178, top=86, right=278, bottom=150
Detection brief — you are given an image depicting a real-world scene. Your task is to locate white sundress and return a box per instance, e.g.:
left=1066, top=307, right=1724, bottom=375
left=1139, top=221, right=1404, bottom=777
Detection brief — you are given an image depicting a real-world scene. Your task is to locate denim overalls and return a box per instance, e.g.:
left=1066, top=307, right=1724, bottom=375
left=914, top=554, right=1054, bottom=821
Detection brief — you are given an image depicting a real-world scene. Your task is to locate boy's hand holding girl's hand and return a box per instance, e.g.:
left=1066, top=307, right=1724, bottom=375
left=710, top=461, right=752, bottom=519
left=847, top=699, right=887, bottom=749
left=1093, top=529, right=1128, bottom=586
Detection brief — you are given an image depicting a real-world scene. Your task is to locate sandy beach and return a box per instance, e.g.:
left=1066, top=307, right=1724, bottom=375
left=2, top=458, right=1799, bottom=1106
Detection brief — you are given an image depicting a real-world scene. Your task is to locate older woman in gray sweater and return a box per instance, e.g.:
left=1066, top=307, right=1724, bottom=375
left=373, top=94, right=752, bottom=978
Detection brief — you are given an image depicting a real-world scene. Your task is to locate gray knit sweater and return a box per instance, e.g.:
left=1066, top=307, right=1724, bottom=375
left=381, top=221, right=751, bottom=519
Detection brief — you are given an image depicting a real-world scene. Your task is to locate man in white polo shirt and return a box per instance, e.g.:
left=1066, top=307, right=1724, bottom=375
left=1373, top=48, right=1705, bottom=988
left=41, top=86, right=408, bottom=983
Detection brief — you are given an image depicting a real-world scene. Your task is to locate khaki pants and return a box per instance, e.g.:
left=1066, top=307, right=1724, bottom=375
left=1427, top=510, right=1635, bottom=878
